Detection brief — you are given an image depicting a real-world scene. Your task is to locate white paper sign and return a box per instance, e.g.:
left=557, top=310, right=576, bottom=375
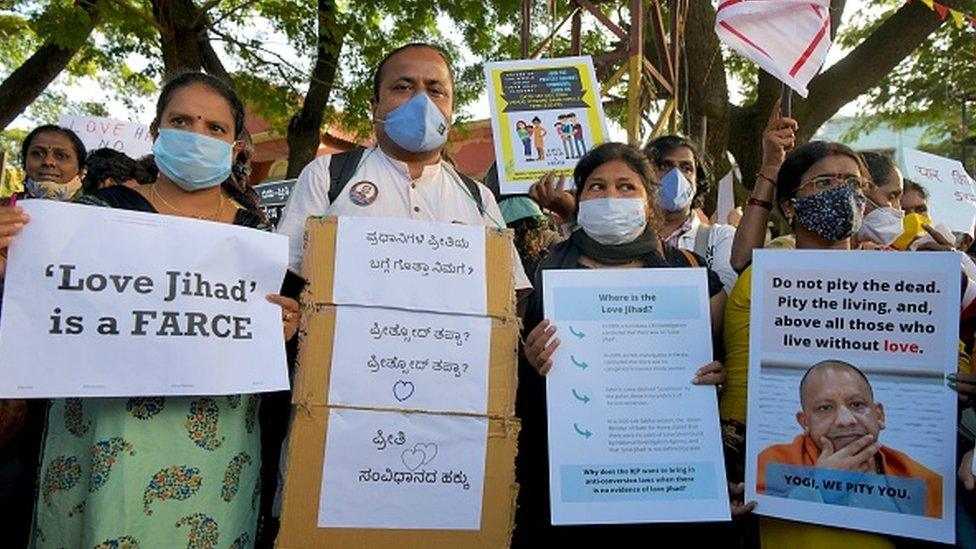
left=543, top=268, right=730, bottom=525
left=59, top=115, right=153, bottom=158
left=328, top=307, right=492, bottom=413
left=902, top=148, right=976, bottom=236
left=745, top=250, right=958, bottom=543
left=716, top=169, right=736, bottom=226
left=318, top=408, right=488, bottom=529
left=333, top=217, right=487, bottom=315
left=0, top=200, right=290, bottom=397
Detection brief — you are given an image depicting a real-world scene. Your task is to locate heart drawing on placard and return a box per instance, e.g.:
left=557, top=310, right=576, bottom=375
left=401, top=448, right=426, bottom=471
left=401, top=442, right=439, bottom=471
left=392, top=380, right=415, bottom=402
left=414, top=442, right=438, bottom=466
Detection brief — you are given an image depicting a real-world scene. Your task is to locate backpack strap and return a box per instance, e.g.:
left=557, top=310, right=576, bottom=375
left=327, top=147, right=367, bottom=204
left=327, top=147, right=486, bottom=217
left=694, top=224, right=711, bottom=260
left=678, top=248, right=700, bottom=268
left=454, top=169, right=486, bottom=216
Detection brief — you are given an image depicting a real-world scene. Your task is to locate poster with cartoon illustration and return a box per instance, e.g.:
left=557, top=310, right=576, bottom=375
left=485, top=56, right=610, bottom=195
left=745, top=250, right=959, bottom=543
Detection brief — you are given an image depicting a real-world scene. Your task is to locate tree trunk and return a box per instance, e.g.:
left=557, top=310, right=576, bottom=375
left=0, top=0, right=100, bottom=131
left=152, top=0, right=209, bottom=79
left=683, top=0, right=730, bottom=173
left=684, top=0, right=957, bottom=194
left=285, top=0, right=344, bottom=179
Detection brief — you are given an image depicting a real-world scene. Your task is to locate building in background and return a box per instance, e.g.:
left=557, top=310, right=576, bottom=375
left=813, top=116, right=928, bottom=169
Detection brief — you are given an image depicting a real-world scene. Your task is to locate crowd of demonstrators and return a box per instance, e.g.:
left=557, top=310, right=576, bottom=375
left=529, top=134, right=740, bottom=294
left=0, top=40, right=975, bottom=549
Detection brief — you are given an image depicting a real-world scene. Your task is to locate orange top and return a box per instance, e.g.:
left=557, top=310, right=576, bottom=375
left=757, top=434, right=943, bottom=519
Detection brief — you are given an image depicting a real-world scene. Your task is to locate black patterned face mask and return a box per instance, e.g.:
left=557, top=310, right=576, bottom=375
left=791, top=185, right=866, bottom=242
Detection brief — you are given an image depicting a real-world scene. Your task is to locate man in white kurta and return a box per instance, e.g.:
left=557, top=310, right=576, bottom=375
left=276, top=43, right=530, bottom=289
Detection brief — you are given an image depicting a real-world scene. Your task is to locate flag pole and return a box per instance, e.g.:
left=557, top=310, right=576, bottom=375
left=780, top=83, right=792, bottom=118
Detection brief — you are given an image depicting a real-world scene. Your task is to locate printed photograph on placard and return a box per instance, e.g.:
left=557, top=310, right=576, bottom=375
left=744, top=250, right=959, bottom=544
left=485, top=56, right=609, bottom=194
left=755, top=359, right=943, bottom=519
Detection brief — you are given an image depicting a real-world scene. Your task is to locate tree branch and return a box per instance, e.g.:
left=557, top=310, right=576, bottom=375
left=0, top=0, right=101, bottom=130
left=286, top=0, right=345, bottom=178
left=198, top=34, right=232, bottom=83
left=207, top=0, right=260, bottom=28
left=798, top=0, right=962, bottom=139
left=105, top=0, right=166, bottom=33
left=829, top=0, right=847, bottom=41
left=191, top=0, right=225, bottom=28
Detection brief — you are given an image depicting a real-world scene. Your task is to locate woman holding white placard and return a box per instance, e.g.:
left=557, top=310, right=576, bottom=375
left=515, top=142, right=728, bottom=544
left=0, top=72, right=299, bottom=548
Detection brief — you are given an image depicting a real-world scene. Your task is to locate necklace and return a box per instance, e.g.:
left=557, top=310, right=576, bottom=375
left=151, top=184, right=224, bottom=221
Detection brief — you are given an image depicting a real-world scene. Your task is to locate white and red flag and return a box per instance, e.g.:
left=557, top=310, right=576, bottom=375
left=715, top=0, right=832, bottom=97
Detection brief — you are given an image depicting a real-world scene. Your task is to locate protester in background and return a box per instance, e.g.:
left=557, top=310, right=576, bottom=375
left=0, top=124, right=89, bottom=546
left=0, top=72, right=300, bottom=548
left=498, top=195, right=560, bottom=277
left=900, top=179, right=929, bottom=216
left=644, top=135, right=738, bottom=293
left=515, top=142, right=727, bottom=545
left=17, top=124, right=87, bottom=201
left=854, top=151, right=904, bottom=249
left=82, top=148, right=155, bottom=193
left=528, top=135, right=740, bottom=294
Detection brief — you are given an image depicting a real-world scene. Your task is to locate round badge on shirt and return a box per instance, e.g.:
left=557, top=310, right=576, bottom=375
left=349, top=181, right=378, bottom=206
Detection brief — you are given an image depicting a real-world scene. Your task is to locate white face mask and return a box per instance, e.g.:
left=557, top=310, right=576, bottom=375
left=659, top=168, right=694, bottom=212
left=857, top=206, right=905, bottom=246
left=577, top=198, right=648, bottom=245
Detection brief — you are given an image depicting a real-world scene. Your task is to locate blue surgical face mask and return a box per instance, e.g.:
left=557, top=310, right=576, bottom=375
left=659, top=168, right=694, bottom=212
left=152, top=128, right=233, bottom=191
left=577, top=198, right=648, bottom=245
left=376, top=93, right=450, bottom=153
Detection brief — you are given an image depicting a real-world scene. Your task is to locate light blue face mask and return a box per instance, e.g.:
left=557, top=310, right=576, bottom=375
left=152, top=128, right=233, bottom=191
left=659, top=168, right=695, bottom=212
left=376, top=93, right=450, bottom=153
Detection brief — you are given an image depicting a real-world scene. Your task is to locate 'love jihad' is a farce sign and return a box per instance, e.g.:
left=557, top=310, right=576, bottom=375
left=0, top=200, right=290, bottom=398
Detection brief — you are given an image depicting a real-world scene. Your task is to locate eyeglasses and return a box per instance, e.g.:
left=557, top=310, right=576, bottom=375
left=797, top=174, right=867, bottom=193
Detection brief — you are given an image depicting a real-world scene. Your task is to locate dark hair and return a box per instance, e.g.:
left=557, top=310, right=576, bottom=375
left=776, top=141, right=869, bottom=214
left=82, top=148, right=153, bottom=192
left=799, top=359, right=874, bottom=407
left=573, top=142, right=663, bottom=235
left=152, top=72, right=262, bottom=216
left=372, top=43, right=454, bottom=102
left=136, top=154, right=159, bottom=183
left=21, top=124, right=87, bottom=171
left=509, top=215, right=550, bottom=266
left=861, top=151, right=899, bottom=189
left=903, top=178, right=928, bottom=200
left=643, top=135, right=710, bottom=209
